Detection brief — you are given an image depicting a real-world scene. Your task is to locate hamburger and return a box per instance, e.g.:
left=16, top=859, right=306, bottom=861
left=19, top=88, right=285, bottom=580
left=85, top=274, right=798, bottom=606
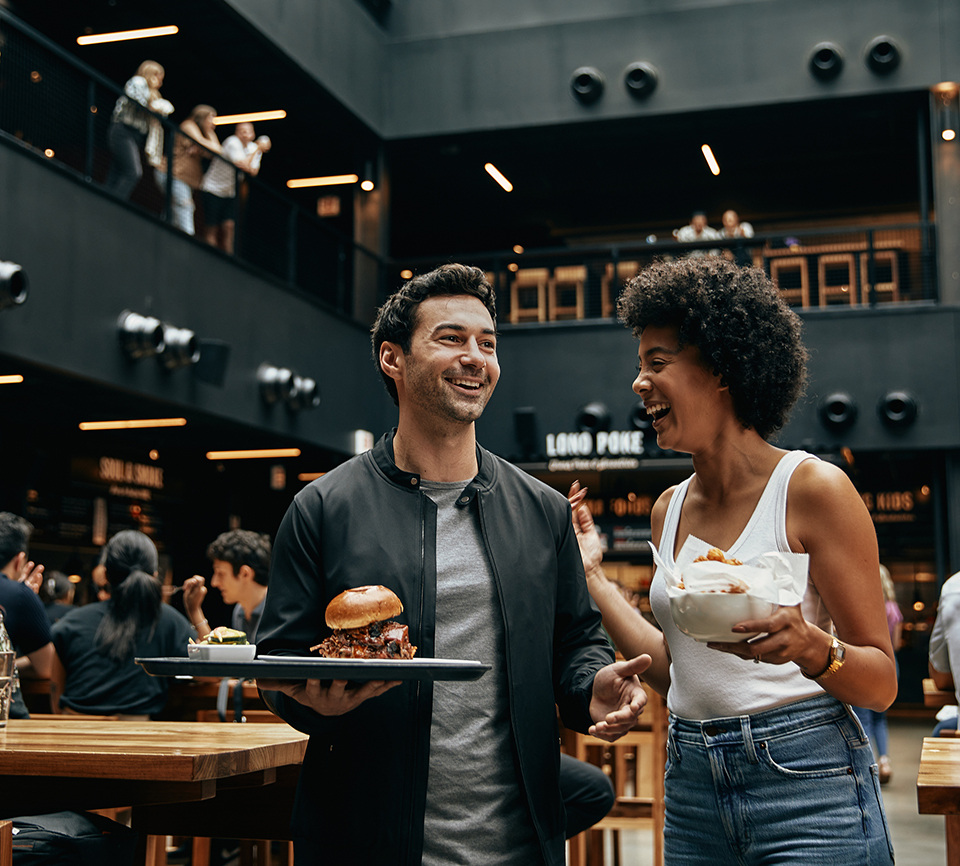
left=311, top=585, right=417, bottom=659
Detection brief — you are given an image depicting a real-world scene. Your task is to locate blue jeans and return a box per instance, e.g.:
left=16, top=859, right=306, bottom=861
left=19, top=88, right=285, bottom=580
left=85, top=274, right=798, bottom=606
left=154, top=172, right=195, bottom=235
left=664, top=694, right=894, bottom=865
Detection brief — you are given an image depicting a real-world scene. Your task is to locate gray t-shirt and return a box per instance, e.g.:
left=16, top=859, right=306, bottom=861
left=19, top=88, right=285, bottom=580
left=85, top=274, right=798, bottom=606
left=420, top=480, right=542, bottom=866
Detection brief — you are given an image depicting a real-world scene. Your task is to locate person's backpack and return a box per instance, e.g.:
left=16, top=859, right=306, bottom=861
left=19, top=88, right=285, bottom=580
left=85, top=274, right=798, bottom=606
left=10, top=811, right=137, bottom=866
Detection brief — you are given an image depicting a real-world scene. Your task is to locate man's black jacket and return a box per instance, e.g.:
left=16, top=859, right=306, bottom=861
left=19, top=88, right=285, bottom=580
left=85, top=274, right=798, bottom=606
left=257, top=431, right=614, bottom=865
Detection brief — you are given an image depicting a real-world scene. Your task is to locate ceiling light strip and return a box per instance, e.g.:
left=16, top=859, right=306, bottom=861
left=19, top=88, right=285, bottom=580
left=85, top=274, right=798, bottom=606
left=206, top=448, right=302, bottom=460
left=484, top=163, right=514, bottom=192
left=0, top=375, right=24, bottom=384
left=79, top=418, right=187, bottom=431
left=286, top=175, right=358, bottom=189
left=214, top=110, right=287, bottom=125
left=701, top=144, right=721, bottom=176
left=77, top=26, right=179, bottom=46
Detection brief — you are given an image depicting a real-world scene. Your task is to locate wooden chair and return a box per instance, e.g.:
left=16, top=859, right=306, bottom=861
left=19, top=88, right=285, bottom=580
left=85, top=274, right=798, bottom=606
left=768, top=256, right=810, bottom=308
left=600, top=261, right=640, bottom=318
left=566, top=683, right=666, bottom=866
left=817, top=252, right=857, bottom=306
left=509, top=268, right=548, bottom=323
left=548, top=265, right=586, bottom=321
left=860, top=250, right=900, bottom=304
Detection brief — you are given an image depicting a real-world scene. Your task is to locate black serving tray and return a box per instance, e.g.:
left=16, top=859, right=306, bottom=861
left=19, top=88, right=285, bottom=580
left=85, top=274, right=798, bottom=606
left=136, top=656, right=490, bottom=682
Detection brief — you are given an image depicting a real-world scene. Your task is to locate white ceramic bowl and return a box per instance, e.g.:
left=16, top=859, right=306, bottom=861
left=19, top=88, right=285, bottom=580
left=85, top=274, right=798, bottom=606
left=669, top=593, right=778, bottom=643
left=187, top=643, right=257, bottom=661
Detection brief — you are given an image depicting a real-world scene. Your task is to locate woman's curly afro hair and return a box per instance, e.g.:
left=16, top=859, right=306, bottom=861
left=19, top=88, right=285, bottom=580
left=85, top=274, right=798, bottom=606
left=618, top=257, right=808, bottom=440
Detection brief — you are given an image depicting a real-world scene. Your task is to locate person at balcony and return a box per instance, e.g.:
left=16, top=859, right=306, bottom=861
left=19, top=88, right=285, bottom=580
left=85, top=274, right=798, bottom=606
left=154, top=104, right=221, bottom=236
left=0, top=513, right=54, bottom=719
left=852, top=564, right=902, bottom=783
left=674, top=211, right=721, bottom=257
left=720, top=209, right=755, bottom=266
left=105, top=61, right=170, bottom=201
left=200, top=122, right=272, bottom=253
left=568, top=257, right=897, bottom=865
left=181, top=529, right=272, bottom=641
left=50, top=530, right=194, bottom=719
left=256, top=263, right=650, bottom=866
left=928, top=569, right=960, bottom=736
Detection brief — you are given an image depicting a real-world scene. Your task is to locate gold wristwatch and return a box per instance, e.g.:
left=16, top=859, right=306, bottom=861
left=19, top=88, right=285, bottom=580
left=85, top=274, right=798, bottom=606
left=802, top=636, right=846, bottom=681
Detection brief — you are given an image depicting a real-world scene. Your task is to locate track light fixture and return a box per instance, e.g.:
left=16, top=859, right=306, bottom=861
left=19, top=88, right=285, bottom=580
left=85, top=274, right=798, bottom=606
left=117, top=310, right=165, bottom=359
left=258, top=363, right=320, bottom=411
left=117, top=310, right=201, bottom=371
left=877, top=391, right=918, bottom=429
left=0, top=261, right=29, bottom=310
left=158, top=324, right=200, bottom=371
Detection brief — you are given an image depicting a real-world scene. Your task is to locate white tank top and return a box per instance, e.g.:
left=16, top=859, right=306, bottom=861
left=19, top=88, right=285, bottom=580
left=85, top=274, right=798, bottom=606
left=648, top=450, right=832, bottom=720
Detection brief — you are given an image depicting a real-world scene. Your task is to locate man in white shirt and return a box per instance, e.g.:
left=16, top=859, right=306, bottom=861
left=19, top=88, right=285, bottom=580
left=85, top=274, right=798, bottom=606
left=675, top=211, right=721, bottom=257
left=929, top=571, right=960, bottom=734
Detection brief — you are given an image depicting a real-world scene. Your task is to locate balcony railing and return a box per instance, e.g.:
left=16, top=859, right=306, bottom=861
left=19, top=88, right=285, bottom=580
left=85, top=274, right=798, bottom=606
left=0, top=7, right=388, bottom=323
left=399, top=222, right=938, bottom=326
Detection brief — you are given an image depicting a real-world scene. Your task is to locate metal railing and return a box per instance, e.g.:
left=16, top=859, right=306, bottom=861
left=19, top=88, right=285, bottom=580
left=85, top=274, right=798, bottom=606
left=396, top=222, right=938, bottom=325
left=0, top=8, right=388, bottom=324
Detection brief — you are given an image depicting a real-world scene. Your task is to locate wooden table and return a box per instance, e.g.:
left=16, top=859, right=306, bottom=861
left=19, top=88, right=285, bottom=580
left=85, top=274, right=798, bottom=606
left=0, top=719, right=307, bottom=864
left=926, top=678, right=956, bottom=709
left=918, top=737, right=960, bottom=864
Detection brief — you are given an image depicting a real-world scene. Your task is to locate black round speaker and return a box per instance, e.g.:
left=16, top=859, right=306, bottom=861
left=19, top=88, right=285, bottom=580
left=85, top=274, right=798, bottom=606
left=576, top=401, right=611, bottom=433
left=571, top=67, right=604, bottom=105
left=877, top=391, right=917, bottom=428
left=809, top=42, right=844, bottom=80
left=819, top=392, right=858, bottom=430
left=629, top=402, right=653, bottom=430
left=624, top=62, right=659, bottom=99
left=865, top=36, right=901, bottom=74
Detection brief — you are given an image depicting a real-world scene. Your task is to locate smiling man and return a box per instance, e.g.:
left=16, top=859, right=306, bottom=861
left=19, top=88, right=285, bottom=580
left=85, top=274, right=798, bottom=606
left=256, top=263, right=650, bottom=866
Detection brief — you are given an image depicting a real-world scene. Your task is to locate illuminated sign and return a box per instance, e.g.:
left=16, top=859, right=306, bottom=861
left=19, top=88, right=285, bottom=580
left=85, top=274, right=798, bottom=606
left=98, top=457, right=164, bottom=490
left=861, top=490, right=916, bottom=524
left=545, top=430, right=644, bottom=458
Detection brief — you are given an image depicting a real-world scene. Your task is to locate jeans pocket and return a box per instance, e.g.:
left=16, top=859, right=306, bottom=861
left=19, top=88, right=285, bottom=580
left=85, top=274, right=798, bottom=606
left=759, top=724, right=854, bottom=779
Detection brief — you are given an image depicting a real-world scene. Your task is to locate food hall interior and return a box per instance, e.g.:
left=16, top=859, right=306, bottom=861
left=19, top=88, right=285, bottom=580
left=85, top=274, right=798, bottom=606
left=2, top=0, right=960, bottom=863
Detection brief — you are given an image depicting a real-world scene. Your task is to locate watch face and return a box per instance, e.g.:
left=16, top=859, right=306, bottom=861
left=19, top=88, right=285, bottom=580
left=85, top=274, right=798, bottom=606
left=834, top=641, right=846, bottom=662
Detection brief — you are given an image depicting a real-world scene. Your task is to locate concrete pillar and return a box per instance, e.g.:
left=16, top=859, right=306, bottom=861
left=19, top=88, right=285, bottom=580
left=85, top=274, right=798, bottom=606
left=932, top=86, right=960, bottom=305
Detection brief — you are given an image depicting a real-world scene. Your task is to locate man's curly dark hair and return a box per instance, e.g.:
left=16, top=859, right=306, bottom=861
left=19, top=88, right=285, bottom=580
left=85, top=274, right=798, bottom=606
left=206, top=529, right=272, bottom=587
left=617, top=257, right=808, bottom=440
left=371, top=264, right=497, bottom=406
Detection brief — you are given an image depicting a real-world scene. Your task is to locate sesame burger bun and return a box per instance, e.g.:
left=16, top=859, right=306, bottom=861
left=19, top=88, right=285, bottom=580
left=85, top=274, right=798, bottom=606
left=325, top=585, right=404, bottom=630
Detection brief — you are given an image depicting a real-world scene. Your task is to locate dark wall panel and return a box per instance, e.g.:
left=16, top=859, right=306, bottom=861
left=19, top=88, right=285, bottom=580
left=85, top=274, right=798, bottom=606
left=477, top=306, right=960, bottom=460
left=0, top=141, right=393, bottom=454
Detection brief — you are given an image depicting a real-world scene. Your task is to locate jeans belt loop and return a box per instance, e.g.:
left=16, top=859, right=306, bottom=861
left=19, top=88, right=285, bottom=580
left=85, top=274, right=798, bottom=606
left=740, top=715, right=759, bottom=763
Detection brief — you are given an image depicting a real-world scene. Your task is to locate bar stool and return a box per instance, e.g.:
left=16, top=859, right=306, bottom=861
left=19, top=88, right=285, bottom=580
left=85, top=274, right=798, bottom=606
left=768, top=257, right=810, bottom=308
left=817, top=253, right=857, bottom=306
left=509, top=268, right=549, bottom=323
left=859, top=250, right=900, bottom=304
left=600, top=261, right=640, bottom=318
left=549, top=265, right=586, bottom=320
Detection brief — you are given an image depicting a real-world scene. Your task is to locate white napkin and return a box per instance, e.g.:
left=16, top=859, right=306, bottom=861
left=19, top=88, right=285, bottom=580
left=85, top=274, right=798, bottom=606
left=650, top=535, right=809, bottom=606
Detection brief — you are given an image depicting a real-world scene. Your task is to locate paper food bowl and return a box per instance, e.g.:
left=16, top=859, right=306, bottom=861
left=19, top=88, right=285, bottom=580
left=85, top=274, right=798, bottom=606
left=669, top=593, right=778, bottom=643
left=187, top=643, right=257, bottom=661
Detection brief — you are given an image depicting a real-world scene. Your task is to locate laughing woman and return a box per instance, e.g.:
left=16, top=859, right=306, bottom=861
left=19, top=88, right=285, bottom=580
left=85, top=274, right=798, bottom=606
left=569, top=257, right=896, bottom=865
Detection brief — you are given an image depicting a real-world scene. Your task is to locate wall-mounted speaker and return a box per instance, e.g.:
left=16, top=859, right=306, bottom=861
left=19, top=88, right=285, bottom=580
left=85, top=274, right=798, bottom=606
left=878, top=391, right=917, bottom=428
left=513, top=406, right=540, bottom=459
left=576, top=401, right=611, bottom=433
left=624, top=62, right=659, bottom=99
left=819, top=392, right=857, bottom=430
left=571, top=67, right=604, bottom=105
left=865, top=36, right=901, bottom=74
left=809, top=42, right=844, bottom=80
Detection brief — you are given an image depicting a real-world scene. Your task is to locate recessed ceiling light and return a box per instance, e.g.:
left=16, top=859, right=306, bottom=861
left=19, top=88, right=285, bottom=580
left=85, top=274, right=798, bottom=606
left=214, top=110, right=287, bottom=125
left=79, top=418, right=187, bottom=431
left=484, top=163, right=513, bottom=192
left=701, top=144, right=720, bottom=176
left=0, top=375, right=24, bottom=384
left=206, top=448, right=302, bottom=460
